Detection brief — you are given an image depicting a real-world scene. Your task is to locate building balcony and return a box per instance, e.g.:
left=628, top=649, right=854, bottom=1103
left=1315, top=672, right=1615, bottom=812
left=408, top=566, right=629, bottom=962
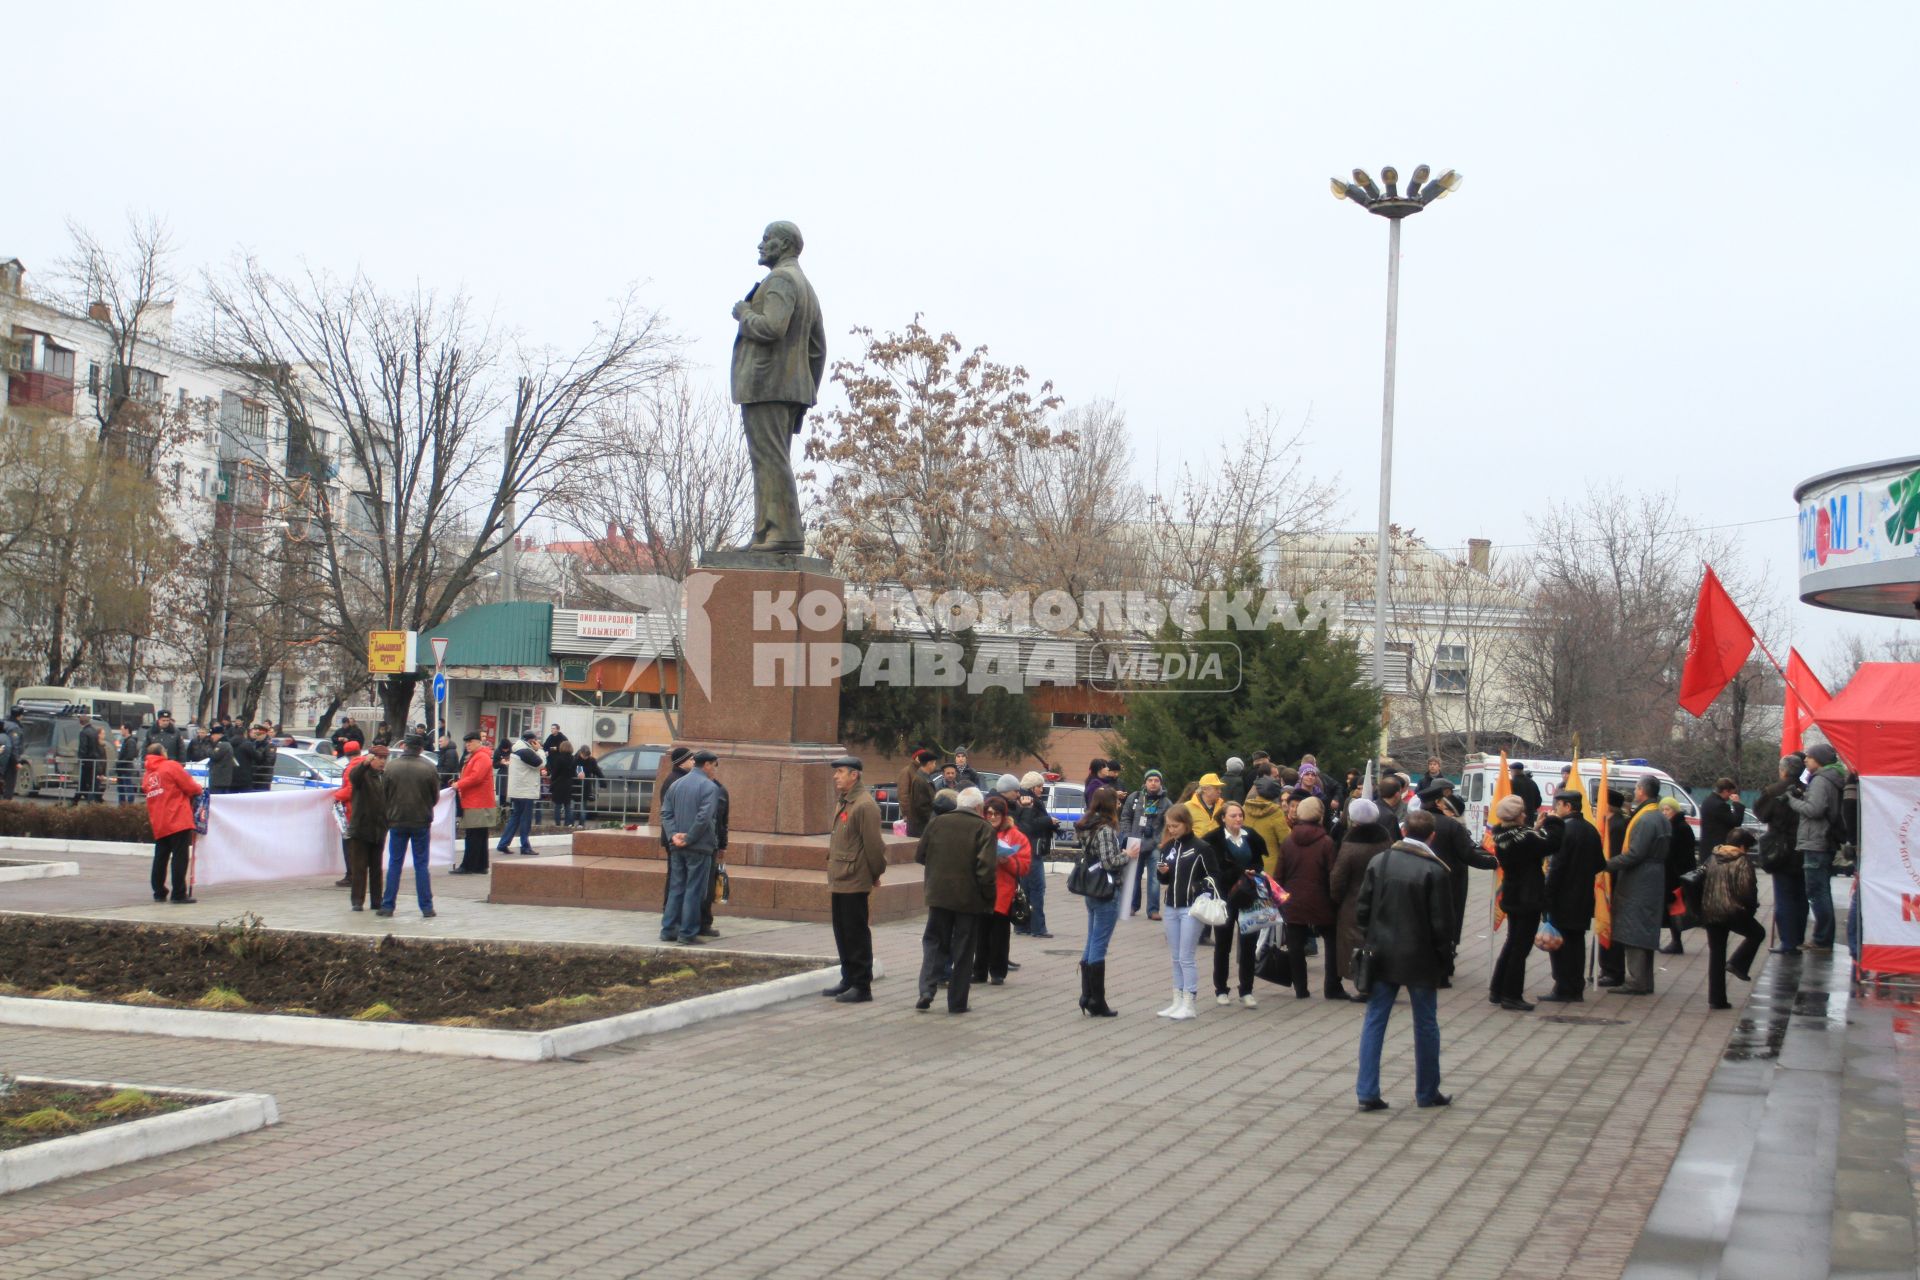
left=6, top=370, right=76, bottom=416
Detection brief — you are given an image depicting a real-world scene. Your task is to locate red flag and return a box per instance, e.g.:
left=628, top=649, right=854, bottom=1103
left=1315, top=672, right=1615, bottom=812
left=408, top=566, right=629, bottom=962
left=1780, top=647, right=1831, bottom=756
left=1677, top=567, right=1757, bottom=716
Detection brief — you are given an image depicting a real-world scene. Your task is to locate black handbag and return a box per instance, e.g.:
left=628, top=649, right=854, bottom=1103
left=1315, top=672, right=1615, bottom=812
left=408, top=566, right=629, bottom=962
left=1066, top=850, right=1117, bottom=901
left=1253, top=925, right=1293, bottom=985
left=1759, top=840, right=1797, bottom=876
left=1350, top=946, right=1377, bottom=996
left=1008, top=883, right=1032, bottom=926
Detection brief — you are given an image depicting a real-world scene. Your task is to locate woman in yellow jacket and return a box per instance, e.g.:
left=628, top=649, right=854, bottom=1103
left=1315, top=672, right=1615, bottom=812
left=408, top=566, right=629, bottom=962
left=1186, top=774, right=1226, bottom=841
left=1241, top=774, right=1292, bottom=875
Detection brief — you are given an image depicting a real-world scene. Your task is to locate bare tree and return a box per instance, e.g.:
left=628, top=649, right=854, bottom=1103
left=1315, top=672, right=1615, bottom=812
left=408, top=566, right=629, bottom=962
left=1004, top=398, right=1148, bottom=609
left=1500, top=483, right=1751, bottom=756
left=203, top=259, right=682, bottom=727
left=555, top=372, right=753, bottom=585
left=1150, top=408, right=1338, bottom=590
left=1821, top=626, right=1920, bottom=692
left=0, top=219, right=198, bottom=687
left=50, top=214, right=181, bottom=460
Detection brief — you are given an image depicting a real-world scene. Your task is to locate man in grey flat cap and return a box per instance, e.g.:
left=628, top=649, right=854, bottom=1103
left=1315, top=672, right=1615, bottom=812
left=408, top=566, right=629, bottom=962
left=730, top=220, right=826, bottom=554
left=823, top=755, right=888, bottom=1003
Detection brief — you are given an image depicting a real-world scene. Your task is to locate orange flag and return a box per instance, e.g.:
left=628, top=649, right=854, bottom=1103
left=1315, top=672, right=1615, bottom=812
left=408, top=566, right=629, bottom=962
left=1486, top=751, right=1513, bottom=930
left=1593, top=758, right=1614, bottom=949
left=1781, top=647, right=1832, bottom=756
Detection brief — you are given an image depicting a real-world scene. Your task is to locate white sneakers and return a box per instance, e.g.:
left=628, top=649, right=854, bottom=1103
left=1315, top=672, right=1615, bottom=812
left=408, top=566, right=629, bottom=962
left=1215, top=993, right=1232, bottom=1006
left=1156, top=990, right=1183, bottom=1018
left=1168, top=992, right=1197, bottom=1021
left=1241, top=994, right=1258, bottom=1009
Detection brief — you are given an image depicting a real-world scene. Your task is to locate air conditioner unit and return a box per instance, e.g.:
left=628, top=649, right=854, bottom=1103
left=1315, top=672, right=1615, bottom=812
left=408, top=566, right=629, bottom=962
left=593, top=712, right=627, bottom=743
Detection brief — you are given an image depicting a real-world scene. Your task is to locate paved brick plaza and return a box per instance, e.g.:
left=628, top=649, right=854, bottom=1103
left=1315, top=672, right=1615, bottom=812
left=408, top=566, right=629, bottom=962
left=1, top=854, right=1746, bottom=1279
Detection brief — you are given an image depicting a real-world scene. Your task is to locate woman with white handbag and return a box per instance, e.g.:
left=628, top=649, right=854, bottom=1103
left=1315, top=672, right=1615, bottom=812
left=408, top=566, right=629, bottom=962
left=1154, top=806, right=1224, bottom=1021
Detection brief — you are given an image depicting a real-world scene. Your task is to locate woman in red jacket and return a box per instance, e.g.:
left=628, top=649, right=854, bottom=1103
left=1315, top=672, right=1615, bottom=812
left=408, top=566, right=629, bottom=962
left=143, top=742, right=203, bottom=904
left=971, top=794, right=1032, bottom=987
left=1278, top=796, right=1351, bottom=1001
left=454, top=732, right=499, bottom=874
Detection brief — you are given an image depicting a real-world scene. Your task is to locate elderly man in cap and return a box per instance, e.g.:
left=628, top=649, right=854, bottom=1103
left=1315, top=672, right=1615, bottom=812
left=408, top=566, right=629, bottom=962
left=658, top=749, right=723, bottom=945
left=824, top=755, right=889, bottom=1002
left=915, top=786, right=995, bottom=1013
left=497, top=730, right=546, bottom=857
left=1540, top=786, right=1604, bottom=1002
left=1418, top=777, right=1498, bottom=942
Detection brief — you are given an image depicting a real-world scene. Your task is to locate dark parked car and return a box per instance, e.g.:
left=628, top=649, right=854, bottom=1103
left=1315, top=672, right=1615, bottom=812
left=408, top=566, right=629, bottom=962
left=590, top=744, right=669, bottom=818
left=15, top=714, right=83, bottom=796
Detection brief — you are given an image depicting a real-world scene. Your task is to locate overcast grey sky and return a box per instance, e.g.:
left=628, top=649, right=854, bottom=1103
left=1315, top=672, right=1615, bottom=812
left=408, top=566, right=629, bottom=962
left=11, top=1, right=1918, bottom=675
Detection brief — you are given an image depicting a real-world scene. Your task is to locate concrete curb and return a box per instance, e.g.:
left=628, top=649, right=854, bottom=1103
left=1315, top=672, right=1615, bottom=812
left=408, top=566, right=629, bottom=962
left=0, top=836, right=149, bottom=858
left=0, top=959, right=874, bottom=1062
left=1, top=1077, right=278, bottom=1196
left=0, top=860, right=80, bottom=883
left=0, top=832, right=577, bottom=860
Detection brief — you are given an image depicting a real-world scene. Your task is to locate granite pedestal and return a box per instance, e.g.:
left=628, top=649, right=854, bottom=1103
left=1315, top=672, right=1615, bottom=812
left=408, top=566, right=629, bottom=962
left=490, top=552, right=913, bottom=923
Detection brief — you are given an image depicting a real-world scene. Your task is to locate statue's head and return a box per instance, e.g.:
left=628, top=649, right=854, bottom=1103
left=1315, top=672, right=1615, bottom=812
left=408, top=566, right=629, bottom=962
left=758, top=221, right=804, bottom=265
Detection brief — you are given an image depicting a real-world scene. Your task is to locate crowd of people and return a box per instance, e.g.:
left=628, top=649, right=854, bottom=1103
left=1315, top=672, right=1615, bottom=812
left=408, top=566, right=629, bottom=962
left=814, top=745, right=1858, bottom=1113
left=128, top=720, right=1858, bottom=1109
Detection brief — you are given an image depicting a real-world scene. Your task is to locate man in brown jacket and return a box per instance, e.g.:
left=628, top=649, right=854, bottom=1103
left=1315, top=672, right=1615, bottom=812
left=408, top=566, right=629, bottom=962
left=914, top=787, right=996, bottom=1014
left=901, top=748, right=938, bottom=837
left=825, top=754, right=889, bottom=1004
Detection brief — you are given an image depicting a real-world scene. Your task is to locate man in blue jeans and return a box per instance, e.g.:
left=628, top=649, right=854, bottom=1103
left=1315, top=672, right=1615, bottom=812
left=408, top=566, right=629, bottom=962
left=497, top=731, right=545, bottom=857
left=1787, top=743, right=1846, bottom=952
left=657, top=749, right=722, bottom=945
left=378, top=735, right=442, bottom=919
left=1354, top=809, right=1456, bottom=1112
left=1121, top=770, right=1168, bottom=916
left=1013, top=772, right=1057, bottom=938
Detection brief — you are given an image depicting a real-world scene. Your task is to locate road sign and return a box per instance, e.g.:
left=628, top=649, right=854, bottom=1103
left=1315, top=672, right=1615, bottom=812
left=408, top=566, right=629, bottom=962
left=431, top=636, right=450, bottom=666
left=432, top=672, right=448, bottom=703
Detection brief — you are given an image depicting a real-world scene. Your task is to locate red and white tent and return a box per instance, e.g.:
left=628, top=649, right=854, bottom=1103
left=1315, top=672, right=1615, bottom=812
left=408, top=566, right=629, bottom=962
left=1816, top=663, right=1920, bottom=976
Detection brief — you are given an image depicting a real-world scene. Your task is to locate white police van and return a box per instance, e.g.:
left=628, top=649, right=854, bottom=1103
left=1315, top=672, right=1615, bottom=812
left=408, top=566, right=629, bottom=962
left=184, top=748, right=345, bottom=793
left=1458, top=754, right=1699, bottom=842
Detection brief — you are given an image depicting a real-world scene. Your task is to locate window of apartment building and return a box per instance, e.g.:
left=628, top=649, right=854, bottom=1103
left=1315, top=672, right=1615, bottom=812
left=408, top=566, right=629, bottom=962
left=14, top=336, right=76, bottom=381
left=346, top=491, right=380, bottom=533
left=1431, top=644, right=1469, bottom=695
left=113, top=364, right=165, bottom=404
left=221, top=391, right=268, bottom=441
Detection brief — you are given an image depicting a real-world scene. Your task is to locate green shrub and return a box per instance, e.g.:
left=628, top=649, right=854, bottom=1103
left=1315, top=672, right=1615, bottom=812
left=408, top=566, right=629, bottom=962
left=0, top=800, right=152, bottom=842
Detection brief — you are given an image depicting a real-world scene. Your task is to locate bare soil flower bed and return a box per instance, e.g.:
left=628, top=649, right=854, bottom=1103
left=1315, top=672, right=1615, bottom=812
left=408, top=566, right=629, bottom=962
left=0, top=914, right=813, bottom=1030
left=0, top=1081, right=186, bottom=1152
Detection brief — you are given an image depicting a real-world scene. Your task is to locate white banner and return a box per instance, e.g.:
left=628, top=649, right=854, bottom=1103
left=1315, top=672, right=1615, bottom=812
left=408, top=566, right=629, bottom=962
left=194, top=788, right=456, bottom=886
left=1860, top=775, right=1920, bottom=975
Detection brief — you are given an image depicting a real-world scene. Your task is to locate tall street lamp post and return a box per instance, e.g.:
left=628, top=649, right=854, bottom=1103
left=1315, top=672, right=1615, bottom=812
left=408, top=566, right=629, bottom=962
left=1330, top=163, right=1462, bottom=778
